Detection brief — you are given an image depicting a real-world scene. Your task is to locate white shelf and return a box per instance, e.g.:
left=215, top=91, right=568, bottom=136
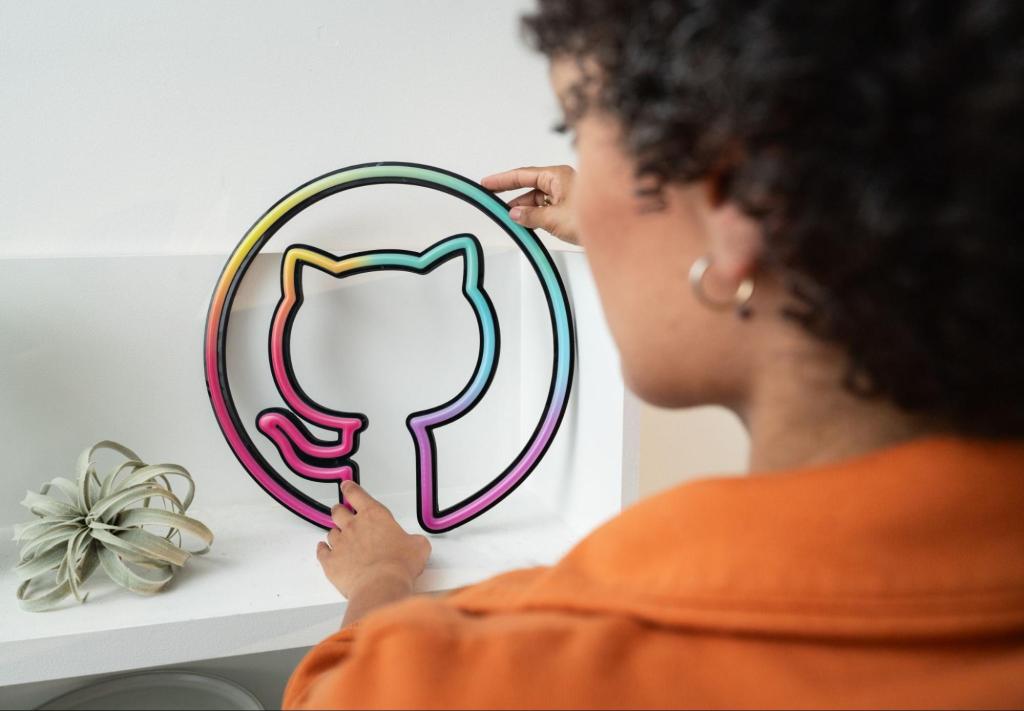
left=1, top=0, right=634, bottom=690
left=0, top=247, right=637, bottom=687
left=0, top=489, right=585, bottom=686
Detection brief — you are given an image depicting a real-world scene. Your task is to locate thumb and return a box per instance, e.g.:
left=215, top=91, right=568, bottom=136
left=509, top=205, right=550, bottom=230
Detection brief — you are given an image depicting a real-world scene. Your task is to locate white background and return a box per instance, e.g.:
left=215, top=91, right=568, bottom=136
left=0, top=0, right=746, bottom=496
left=0, top=0, right=747, bottom=703
left=0, top=0, right=572, bottom=257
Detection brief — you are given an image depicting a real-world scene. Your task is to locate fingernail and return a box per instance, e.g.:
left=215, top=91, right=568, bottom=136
left=509, top=207, right=523, bottom=221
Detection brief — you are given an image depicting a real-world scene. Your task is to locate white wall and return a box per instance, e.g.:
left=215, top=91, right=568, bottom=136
left=0, top=0, right=748, bottom=500
left=0, top=0, right=573, bottom=257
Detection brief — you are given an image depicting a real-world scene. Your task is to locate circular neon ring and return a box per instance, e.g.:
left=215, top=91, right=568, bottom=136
left=204, top=162, right=575, bottom=532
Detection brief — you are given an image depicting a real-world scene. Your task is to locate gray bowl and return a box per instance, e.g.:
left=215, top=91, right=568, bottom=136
left=36, top=670, right=264, bottom=711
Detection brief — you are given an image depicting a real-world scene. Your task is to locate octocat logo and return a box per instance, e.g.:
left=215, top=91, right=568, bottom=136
left=204, top=163, right=574, bottom=533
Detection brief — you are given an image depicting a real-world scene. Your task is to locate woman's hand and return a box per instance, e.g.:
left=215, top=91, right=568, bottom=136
left=482, top=165, right=579, bottom=245
left=317, top=480, right=431, bottom=626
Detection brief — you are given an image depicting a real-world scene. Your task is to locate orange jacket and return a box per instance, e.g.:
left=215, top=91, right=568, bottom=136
left=284, top=438, right=1024, bottom=709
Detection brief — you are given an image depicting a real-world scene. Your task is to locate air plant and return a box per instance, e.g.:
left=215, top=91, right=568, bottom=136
left=13, top=441, right=213, bottom=612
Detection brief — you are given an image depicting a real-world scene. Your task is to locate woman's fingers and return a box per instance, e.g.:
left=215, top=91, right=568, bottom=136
left=509, top=202, right=578, bottom=244
left=483, top=167, right=565, bottom=198
left=314, top=480, right=430, bottom=604
left=506, top=189, right=546, bottom=209
left=481, top=167, right=545, bottom=193
left=331, top=501, right=354, bottom=528
left=508, top=206, right=549, bottom=229
left=326, top=526, right=343, bottom=548
left=340, top=480, right=380, bottom=514
left=483, top=165, right=578, bottom=244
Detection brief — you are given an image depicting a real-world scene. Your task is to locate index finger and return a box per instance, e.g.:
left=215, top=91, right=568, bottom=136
left=481, top=167, right=543, bottom=193
left=340, top=480, right=380, bottom=513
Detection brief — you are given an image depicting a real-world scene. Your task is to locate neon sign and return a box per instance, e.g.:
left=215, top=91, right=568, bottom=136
left=204, top=163, right=574, bottom=532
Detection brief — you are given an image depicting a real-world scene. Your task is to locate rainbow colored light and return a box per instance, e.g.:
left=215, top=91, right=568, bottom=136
left=204, top=163, right=574, bottom=532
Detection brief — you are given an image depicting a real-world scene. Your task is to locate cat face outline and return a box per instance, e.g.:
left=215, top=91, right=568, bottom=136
left=205, top=162, right=575, bottom=534
left=258, top=233, right=502, bottom=531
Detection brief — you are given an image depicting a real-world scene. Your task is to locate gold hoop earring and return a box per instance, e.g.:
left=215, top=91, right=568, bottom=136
left=688, top=255, right=755, bottom=318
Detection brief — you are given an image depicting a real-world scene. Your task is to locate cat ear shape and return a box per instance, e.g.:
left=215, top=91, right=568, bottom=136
left=283, top=234, right=484, bottom=286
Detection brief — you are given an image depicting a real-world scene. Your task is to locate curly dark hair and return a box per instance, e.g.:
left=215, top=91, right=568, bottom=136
left=524, top=0, right=1024, bottom=437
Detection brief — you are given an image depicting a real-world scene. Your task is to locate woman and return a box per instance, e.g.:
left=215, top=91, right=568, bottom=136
left=285, top=1, right=1024, bottom=707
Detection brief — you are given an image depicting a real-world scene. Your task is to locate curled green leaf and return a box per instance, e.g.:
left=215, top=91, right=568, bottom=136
left=13, top=441, right=213, bottom=612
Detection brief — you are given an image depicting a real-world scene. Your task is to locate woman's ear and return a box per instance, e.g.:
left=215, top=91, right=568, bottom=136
left=703, top=180, right=764, bottom=286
